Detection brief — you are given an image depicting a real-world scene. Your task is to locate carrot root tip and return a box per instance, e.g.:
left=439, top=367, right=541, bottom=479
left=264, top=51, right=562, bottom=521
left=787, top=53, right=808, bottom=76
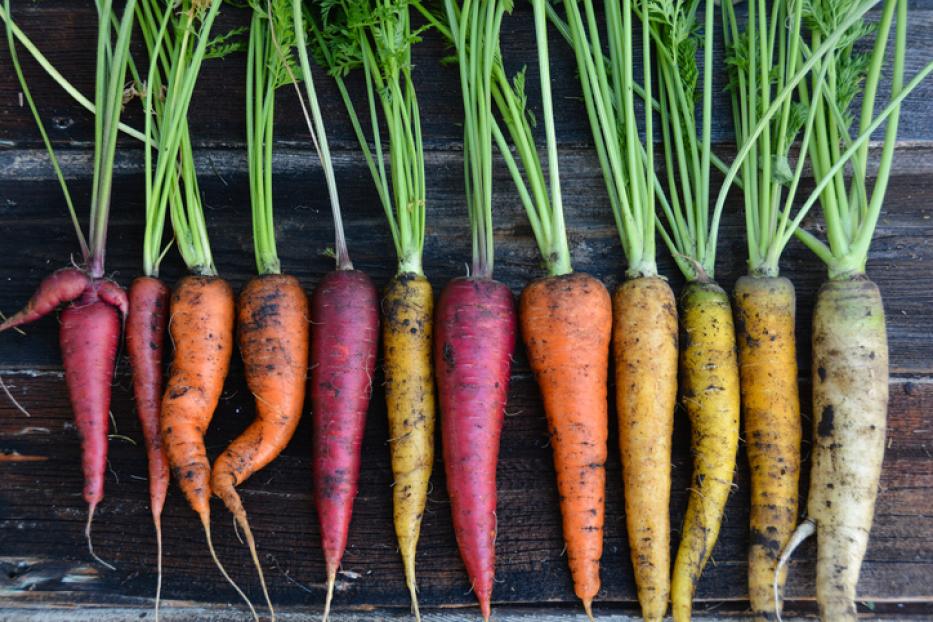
left=221, top=487, right=276, bottom=622
left=322, top=570, right=336, bottom=622
left=582, top=598, right=595, bottom=622
left=154, top=515, right=163, bottom=622
left=85, top=503, right=115, bottom=571
left=774, top=519, right=815, bottom=622
left=403, top=558, right=421, bottom=622
left=202, top=518, right=260, bottom=622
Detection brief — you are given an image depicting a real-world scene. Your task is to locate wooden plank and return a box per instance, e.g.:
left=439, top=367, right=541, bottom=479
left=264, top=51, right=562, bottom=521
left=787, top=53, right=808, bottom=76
left=1, top=2, right=933, bottom=150
left=0, top=371, right=930, bottom=613
left=1, top=154, right=932, bottom=373
left=1, top=603, right=932, bottom=622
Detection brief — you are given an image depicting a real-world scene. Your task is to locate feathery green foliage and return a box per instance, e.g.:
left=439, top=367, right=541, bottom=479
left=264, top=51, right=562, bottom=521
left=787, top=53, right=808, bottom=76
left=310, top=0, right=429, bottom=274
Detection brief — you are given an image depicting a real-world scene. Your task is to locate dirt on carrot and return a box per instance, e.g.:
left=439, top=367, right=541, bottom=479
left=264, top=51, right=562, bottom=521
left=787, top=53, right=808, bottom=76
left=520, top=271, right=611, bottom=614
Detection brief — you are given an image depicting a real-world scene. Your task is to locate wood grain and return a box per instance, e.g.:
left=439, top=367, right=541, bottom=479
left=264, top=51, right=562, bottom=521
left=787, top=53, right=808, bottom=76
left=0, top=0, right=931, bottom=619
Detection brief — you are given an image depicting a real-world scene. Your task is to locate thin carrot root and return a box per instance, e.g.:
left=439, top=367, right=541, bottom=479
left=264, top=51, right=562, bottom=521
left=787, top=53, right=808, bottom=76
left=774, top=519, right=815, bottom=622
left=154, top=514, right=163, bottom=622
left=201, top=516, right=260, bottom=622
left=322, top=568, right=336, bottom=622
left=404, top=554, right=421, bottom=622
left=583, top=598, right=595, bottom=621
left=84, top=502, right=115, bottom=570
left=216, top=485, right=275, bottom=621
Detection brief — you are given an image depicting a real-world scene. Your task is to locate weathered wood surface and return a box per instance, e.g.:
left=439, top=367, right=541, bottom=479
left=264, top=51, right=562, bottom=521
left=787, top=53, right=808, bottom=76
left=0, top=1, right=932, bottom=620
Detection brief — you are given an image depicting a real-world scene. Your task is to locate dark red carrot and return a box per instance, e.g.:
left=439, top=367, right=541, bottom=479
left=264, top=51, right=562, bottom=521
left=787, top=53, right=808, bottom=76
left=1, top=0, right=139, bottom=573
left=311, top=269, right=379, bottom=612
left=0, top=268, right=90, bottom=331
left=126, top=276, right=170, bottom=609
left=59, top=283, right=125, bottom=555
left=3, top=275, right=127, bottom=549
left=435, top=277, right=516, bottom=620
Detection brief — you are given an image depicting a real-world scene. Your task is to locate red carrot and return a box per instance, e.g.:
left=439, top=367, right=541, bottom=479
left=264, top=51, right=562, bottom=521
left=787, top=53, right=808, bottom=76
left=405, top=3, right=522, bottom=618
left=1, top=0, right=137, bottom=569
left=435, top=277, right=516, bottom=620
left=292, top=8, right=381, bottom=616
left=311, top=270, right=379, bottom=611
left=126, top=276, right=170, bottom=608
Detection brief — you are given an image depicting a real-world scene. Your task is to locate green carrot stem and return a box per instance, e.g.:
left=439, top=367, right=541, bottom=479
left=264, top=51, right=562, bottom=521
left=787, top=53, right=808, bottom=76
left=3, top=0, right=88, bottom=260
left=291, top=0, right=351, bottom=271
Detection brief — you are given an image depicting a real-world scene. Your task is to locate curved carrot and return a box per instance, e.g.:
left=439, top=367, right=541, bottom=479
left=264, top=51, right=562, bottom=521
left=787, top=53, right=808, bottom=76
left=0, top=268, right=89, bottom=332
left=127, top=276, right=171, bottom=613
left=520, top=272, right=611, bottom=615
left=612, top=276, right=677, bottom=622
left=160, top=275, right=255, bottom=618
left=734, top=275, right=800, bottom=620
left=671, top=281, right=741, bottom=621
left=310, top=269, right=379, bottom=615
left=211, top=273, right=309, bottom=620
left=383, top=271, right=435, bottom=618
left=436, top=277, right=516, bottom=620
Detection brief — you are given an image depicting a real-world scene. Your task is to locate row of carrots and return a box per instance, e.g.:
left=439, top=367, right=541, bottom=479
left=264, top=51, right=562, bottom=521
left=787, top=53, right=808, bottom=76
left=1, top=1, right=930, bottom=622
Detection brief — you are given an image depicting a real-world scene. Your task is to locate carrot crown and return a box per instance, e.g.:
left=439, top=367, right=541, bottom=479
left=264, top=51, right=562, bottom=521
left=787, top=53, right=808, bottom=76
left=549, top=0, right=661, bottom=279
left=2, top=0, right=138, bottom=279
left=442, top=0, right=512, bottom=279
left=137, top=0, right=223, bottom=278
left=310, top=0, right=428, bottom=276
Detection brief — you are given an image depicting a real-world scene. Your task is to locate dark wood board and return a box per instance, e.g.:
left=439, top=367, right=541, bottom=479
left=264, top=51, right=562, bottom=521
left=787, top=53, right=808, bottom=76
left=1, top=1, right=932, bottom=619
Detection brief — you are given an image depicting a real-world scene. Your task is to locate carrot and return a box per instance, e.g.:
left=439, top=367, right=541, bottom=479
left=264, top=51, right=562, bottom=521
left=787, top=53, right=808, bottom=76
left=418, top=3, right=518, bottom=618
left=383, top=272, right=435, bottom=615
left=0, top=0, right=136, bottom=570
left=612, top=278, right=677, bottom=620
left=769, top=3, right=933, bottom=619
left=160, top=275, right=257, bottom=618
left=716, top=0, right=814, bottom=615
left=521, top=273, right=611, bottom=613
left=436, top=278, right=516, bottom=620
left=126, top=276, right=171, bottom=612
left=207, top=10, right=315, bottom=619
left=309, top=3, right=434, bottom=615
left=290, top=4, right=381, bottom=617
left=733, top=276, right=800, bottom=619
left=0, top=268, right=90, bottom=331
left=310, top=270, right=379, bottom=616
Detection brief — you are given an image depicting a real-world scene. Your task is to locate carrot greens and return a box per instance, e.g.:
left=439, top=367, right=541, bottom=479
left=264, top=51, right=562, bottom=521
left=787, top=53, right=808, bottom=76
left=136, top=0, right=223, bottom=277
left=443, top=0, right=511, bottom=278
left=552, top=0, right=659, bottom=278
left=309, top=0, right=428, bottom=276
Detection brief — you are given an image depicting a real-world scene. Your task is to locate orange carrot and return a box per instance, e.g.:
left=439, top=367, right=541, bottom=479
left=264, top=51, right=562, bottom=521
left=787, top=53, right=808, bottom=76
left=160, top=275, right=257, bottom=618
left=210, top=274, right=309, bottom=619
left=520, top=272, right=612, bottom=614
